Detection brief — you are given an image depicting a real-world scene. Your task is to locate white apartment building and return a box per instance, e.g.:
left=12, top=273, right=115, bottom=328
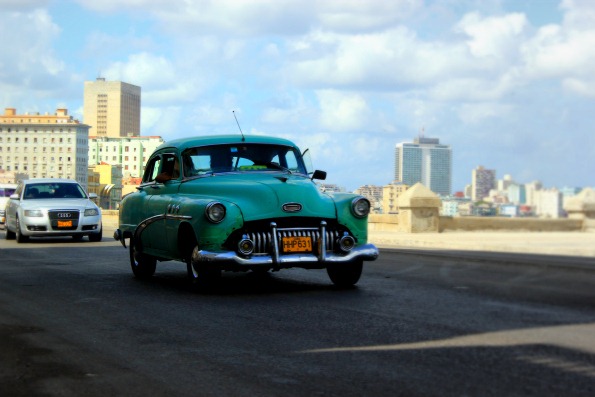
left=88, top=135, right=164, bottom=178
left=534, top=188, right=563, bottom=218
left=0, top=108, right=91, bottom=190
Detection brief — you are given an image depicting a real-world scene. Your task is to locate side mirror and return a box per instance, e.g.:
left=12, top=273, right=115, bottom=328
left=9, top=193, right=19, bottom=200
left=89, top=193, right=98, bottom=199
left=311, top=170, right=327, bottom=181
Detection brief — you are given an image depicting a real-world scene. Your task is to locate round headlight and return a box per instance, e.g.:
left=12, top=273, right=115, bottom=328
left=351, top=197, right=371, bottom=218
left=205, top=202, right=226, bottom=223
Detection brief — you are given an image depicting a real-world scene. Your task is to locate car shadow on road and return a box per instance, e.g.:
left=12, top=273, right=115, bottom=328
left=136, top=267, right=360, bottom=297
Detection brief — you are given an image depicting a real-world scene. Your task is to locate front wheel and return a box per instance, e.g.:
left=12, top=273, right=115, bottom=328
left=326, top=260, right=363, bottom=288
left=15, top=217, right=29, bottom=243
left=129, top=238, right=156, bottom=279
left=187, top=247, right=221, bottom=287
left=5, top=225, right=16, bottom=240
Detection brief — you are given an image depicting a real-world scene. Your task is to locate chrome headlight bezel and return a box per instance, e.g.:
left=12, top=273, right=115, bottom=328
left=205, top=202, right=226, bottom=223
left=351, top=197, right=371, bottom=218
left=84, top=208, right=100, bottom=217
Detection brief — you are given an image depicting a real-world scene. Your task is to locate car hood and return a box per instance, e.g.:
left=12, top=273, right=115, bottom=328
left=180, top=173, right=336, bottom=221
left=19, top=198, right=99, bottom=212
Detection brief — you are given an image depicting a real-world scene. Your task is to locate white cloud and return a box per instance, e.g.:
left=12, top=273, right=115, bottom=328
left=457, top=102, right=513, bottom=125
left=316, top=90, right=370, bottom=132
left=455, top=12, right=528, bottom=60
left=75, top=0, right=422, bottom=36
left=102, top=52, right=208, bottom=105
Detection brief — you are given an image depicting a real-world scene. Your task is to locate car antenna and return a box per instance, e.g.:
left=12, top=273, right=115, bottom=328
left=233, top=110, right=245, bottom=142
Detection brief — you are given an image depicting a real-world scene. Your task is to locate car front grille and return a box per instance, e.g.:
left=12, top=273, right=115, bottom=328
left=48, top=210, right=80, bottom=230
left=226, top=219, right=349, bottom=255
left=243, top=228, right=342, bottom=254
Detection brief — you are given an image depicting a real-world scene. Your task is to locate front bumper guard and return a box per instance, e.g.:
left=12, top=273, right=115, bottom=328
left=192, top=243, right=379, bottom=269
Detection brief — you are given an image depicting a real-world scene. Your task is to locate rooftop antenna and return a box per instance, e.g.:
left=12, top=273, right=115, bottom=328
left=233, top=110, right=245, bottom=142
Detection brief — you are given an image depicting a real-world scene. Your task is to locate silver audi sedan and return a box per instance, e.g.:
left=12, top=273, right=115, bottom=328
left=4, top=178, right=102, bottom=243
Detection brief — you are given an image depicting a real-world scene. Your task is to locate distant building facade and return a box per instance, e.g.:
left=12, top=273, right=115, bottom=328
left=88, top=135, right=164, bottom=178
left=394, top=136, right=451, bottom=196
left=83, top=78, right=141, bottom=138
left=535, top=189, right=563, bottom=218
left=0, top=108, right=91, bottom=190
left=382, top=182, right=409, bottom=214
left=471, top=165, right=496, bottom=202
left=88, top=163, right=123, bottom=210
left=318, top=183, right=345, bottom=193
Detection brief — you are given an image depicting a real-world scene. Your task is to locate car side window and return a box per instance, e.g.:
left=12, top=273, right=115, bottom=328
left=155, top=154, right=180, bottom=183
left=143, top=157, right=162, bottom=183
left=14, top=183, right=24, bottom=199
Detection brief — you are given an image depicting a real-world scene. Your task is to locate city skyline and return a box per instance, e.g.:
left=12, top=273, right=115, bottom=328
left=1, top=0, right=594, bottom=192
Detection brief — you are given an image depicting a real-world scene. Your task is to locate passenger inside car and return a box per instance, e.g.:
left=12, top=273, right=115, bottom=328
left=25, top=187, right=39, bottom=199
left=155, top=156, right=180, bottom=183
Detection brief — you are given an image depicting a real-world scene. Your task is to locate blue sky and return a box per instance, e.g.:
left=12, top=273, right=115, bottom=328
left=1, top=0, right=594, bottom=192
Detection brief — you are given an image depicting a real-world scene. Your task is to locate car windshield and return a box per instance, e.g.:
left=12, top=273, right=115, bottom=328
left=24, top=183, right=86, bottom=200
left=182, top=143, right=307, bottom=177
left=0, top=187, right=16, bottom=197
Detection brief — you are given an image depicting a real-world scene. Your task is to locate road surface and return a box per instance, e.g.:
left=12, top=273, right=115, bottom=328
left=1, top=232, right=594, bottom=396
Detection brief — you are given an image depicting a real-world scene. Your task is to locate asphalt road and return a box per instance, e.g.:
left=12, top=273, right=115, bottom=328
left=0, top=231, right=594, bottom=397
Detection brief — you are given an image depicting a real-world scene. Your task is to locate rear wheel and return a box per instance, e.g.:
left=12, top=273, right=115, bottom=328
left=326, top=260, right=363, bottom=288
left=187, top=246, right=221, bottom=287
left=129, top=238, right=156, bottom=279
left=15, top=217, right=29, bottom=243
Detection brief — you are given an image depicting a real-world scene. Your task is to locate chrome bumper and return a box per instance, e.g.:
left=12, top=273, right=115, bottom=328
left=192, top=243, right=379, bottom=269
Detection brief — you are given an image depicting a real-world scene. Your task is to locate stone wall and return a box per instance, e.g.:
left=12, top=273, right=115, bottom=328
left=437, top=216, right=582, bottom=232
left=104, top=210, right=586, bottom=233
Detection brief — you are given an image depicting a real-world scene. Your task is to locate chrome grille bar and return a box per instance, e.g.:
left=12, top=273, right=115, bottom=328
left=243, top=223, right=341, bottom=255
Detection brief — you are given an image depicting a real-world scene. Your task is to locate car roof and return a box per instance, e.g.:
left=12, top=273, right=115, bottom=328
left=22, top=178, right=79, bottom=185
left=154, top=134, right=299, bottom=153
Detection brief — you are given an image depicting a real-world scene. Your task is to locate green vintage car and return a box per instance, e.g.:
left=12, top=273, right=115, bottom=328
left=114, top=134, right=378, bottom=287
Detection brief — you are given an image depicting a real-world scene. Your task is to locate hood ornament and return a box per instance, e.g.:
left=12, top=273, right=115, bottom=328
left=282, top=202, right=302, bottom=213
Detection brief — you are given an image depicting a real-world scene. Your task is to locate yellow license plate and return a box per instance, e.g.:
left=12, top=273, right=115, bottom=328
left=57, top=220, right=73, bottom=228
left=282, top=236, right=312, bottom=253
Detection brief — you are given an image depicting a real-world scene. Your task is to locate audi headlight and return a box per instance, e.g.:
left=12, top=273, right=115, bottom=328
left=84, top=208, right=99, bottom=216
left=205, top=202, right=226, bottom=223
left=351, top=197, right=371, bottom=218
left=24, top=209, right=43, bottom=217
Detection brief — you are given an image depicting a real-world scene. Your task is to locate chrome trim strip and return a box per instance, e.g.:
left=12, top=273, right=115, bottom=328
left=132, top=213, right=193, bottom=250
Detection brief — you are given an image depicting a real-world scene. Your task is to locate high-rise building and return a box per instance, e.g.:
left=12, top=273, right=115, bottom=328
left=0, top=108, right=91, bottom=189
left=394, top=136, right=451, bottom=196
left=88, top=135, right=164, bottom=178
left=471, top=166, right=496, bottom=202
left=83, top=77, right=141, bottom=137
